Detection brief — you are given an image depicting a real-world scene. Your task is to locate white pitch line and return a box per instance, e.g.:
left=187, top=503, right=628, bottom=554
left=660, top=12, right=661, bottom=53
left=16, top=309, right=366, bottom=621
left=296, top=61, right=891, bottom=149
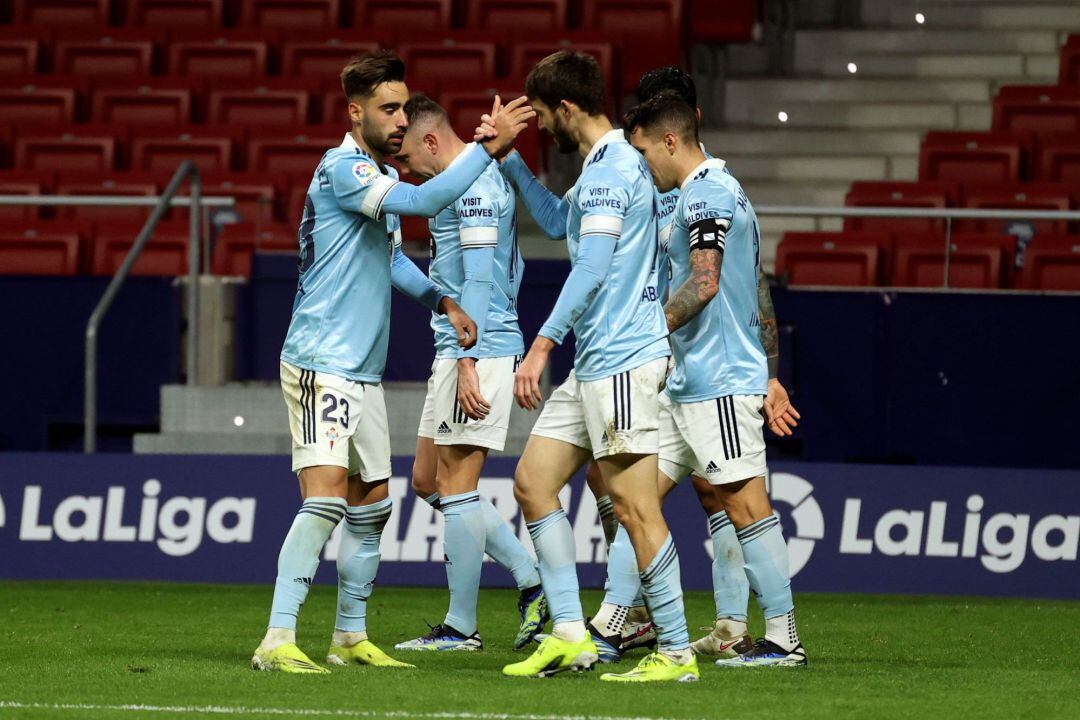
left=0, top=702, right=703, bottom=720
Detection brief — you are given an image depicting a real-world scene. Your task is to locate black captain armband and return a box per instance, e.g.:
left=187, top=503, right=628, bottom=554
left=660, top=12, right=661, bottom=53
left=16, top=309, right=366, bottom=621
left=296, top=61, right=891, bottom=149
left=688, top=217, right=730, bottom=252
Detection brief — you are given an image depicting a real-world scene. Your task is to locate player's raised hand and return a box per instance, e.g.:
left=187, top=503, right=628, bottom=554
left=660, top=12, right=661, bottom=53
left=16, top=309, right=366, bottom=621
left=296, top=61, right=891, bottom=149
left=481, top=95, right=536, bottom=159
left=439, top=297, right=478, bottom=350
left=456, top=358, right=491, bottom=421
left=473, top=96, right=502, bottom=142
left=513, top=337, right=552, bottom=410
left=764, top=377, right=800, bottom=437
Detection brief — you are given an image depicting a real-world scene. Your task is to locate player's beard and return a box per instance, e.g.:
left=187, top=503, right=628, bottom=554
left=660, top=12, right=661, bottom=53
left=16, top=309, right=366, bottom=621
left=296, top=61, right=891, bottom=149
left=551, top=115, right=577, bottom=154
left=365, top=125, right=405, bottom=157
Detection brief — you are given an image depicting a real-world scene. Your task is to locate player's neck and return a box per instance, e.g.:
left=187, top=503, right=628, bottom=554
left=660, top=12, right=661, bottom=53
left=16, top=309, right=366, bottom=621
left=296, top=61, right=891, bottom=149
left=575, top=115, right=615, bottom=159
left=436, top=133, right=468, bottom=174
left=349, top=128, right=386, bottom=168
left=675, top=146, right=709, bottom=187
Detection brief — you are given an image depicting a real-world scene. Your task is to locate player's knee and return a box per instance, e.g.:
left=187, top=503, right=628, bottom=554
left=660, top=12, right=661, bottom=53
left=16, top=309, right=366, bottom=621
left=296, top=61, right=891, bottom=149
left=513, top=464, right=546, bottom=512
left=611, top=496, right=655, bottom=533
left=411, top=463, right=434, bottom=498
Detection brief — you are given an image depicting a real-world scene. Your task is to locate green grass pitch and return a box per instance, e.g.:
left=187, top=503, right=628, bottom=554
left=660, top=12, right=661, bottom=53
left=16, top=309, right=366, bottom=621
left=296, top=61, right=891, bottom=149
left=1, top=581, right=1077, bottom=720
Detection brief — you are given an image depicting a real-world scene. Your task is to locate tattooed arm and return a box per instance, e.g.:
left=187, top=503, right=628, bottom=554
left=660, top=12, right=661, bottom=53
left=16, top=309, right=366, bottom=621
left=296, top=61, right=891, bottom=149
left=757, top=266, right=780, bottom=379
left=664, top=246, right=722, bottom=333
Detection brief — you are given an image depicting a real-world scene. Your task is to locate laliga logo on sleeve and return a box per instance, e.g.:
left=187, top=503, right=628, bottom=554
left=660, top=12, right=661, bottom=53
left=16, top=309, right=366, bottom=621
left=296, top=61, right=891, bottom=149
left=353, top=161, right=378, bottom=187
left=768, top=472, right=825, bottom=577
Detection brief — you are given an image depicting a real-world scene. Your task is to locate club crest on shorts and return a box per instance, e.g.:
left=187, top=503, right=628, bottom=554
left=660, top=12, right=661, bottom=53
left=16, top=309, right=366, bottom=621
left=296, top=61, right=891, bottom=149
left=353, top=161, right=378, bottom=186
left=325, top=426, right=340, bottom=450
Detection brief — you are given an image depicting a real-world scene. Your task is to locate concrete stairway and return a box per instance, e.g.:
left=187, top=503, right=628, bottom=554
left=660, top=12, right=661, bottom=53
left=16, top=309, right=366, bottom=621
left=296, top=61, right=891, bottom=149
left=133, top=382, right=542, bottom=457
left=705, top=0, right=1072, bottom=268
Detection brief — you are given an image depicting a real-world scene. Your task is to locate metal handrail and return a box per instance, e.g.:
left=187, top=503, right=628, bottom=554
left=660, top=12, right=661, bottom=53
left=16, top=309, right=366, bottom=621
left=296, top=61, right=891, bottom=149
left=0, top=195, right=234, bottom=207
left=82, top=163, right=215, bottom=453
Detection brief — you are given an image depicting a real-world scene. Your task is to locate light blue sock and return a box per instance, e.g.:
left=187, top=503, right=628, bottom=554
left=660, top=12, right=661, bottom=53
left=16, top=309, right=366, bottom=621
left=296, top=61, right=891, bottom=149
left=441, top=491, right=485, bottom=635
left=526, top=508, right=582, bottom=624
left=269, top=497, right=346, bottom=630
left=709, top=511, right=750, bottom=622
left=596, top=494, right=617, bottom=546
left=479, top=498, right=541, bottom=591
left=335, top=498, right=393, bottom=633
left=737, top=515, right=794, bottom=619
left=602, top=524, right=641, bottom=607
left=423, top=492, right=441, bottom=510
left=639, top=533, right=690, bottom=652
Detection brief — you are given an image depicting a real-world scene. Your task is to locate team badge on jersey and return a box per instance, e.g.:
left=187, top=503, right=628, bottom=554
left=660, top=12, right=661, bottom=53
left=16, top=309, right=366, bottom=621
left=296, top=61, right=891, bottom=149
left=352, top=161, right=378, bottom=186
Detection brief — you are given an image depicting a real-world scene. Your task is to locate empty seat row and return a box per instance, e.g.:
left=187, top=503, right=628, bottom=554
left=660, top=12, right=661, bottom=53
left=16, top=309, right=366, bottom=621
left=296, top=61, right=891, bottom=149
left=992, top=85, right=1080, bottom=135
left=6, top=0, right=746, bottom=44
left=776, top=232, right=1080, bottom=291
left=844, top=180, right=1079, bottom=236
left=0, top=220, right=298, bottom=277
left=916, top=131, right=1080, bottom=183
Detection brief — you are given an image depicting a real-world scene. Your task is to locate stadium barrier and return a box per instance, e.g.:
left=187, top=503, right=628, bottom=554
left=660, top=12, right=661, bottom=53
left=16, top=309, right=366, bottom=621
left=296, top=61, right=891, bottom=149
left=1, top=453, right=1076, bottom=599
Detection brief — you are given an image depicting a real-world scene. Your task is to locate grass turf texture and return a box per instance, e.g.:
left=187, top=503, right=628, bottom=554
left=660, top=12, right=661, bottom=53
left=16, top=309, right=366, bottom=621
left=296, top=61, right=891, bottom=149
left=0, top=582, right=1077, bottom=720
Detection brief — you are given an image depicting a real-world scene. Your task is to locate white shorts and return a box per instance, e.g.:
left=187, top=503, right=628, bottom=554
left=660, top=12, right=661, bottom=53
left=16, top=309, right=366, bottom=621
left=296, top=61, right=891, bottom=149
left=658, top=392, right=767, bottom=485
left=280, top=361, right=391, bottom=481
left=417, top=355, right=520, bottom=451
left=530, top=357, right=668, bottom=459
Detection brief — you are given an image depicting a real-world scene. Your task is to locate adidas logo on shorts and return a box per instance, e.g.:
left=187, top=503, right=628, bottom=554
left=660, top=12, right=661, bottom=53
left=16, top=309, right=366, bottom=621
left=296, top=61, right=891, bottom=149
left=706, top=461, right=720, bottom=474
left=438, top=422, right=452, bottom=434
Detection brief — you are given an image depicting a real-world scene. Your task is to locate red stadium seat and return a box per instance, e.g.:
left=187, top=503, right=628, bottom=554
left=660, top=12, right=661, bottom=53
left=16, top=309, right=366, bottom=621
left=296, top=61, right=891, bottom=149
left=843, top=181, right=958, bottom=234
left=466, top=0, right=567, bottom=32
left=169, top=37, right=270, bottom=78
left=130, top=126, right=243, bottom=173
left=1016, top=236, right=1080, bottom=290
left=125, top=0, right=225, bottom=26
left=992, top=86, right=1080, bottom=135
left=239, top=0, right=341, bottom=29
left=775, top=232, right=886, bottom=287
left=91, top=222, right=192, bottom=276
left=13, top=0, right=110, bottom=25
left=322, top=91, right=350, bottom=126
left=352, top=0, right=452, bottom=31
left=957, top=183, right=1071, bottom=236
left=0, top=78, right=84, bottom=126
left=397, top=213, right=429, bottom=246
left=207, top=83, right=312, bottom=126
left=1061, top=44, right=1080, bottom=86
left=688, top=0, right=755, bottom=43
left=281, top=35, right=380, bottom=77
left=509, top=36, right=616, bottom=92
left=1034, top=135, right=1080, bottom=183
left=56, top=172, right=160, bottom=223
left=892, top=234, right=1011, bottom=288
left=15, top=130, right=117, bottom=171
left=0, top=223, right=84, bottom=276
left=54, top=37, right=156, bottom=78
left=0, top=39, right=40, bottom=75
left=0, top=170, right=49, bottom=221
left=919, top=132, right=1028, bottom=183
left=213, top=221, right=296, bottom=276
left=398, top=40, right=497, bottom=85
left=201, top=172, right=279, bottom=224
left=91, top=81, right=194, bottom=125
left=248, top=126, right=342, bottom=172
left=580, top=0, right=682, bottom=91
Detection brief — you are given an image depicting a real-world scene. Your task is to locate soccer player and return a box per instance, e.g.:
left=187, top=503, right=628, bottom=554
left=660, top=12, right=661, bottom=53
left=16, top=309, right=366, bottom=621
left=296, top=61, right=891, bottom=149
left=622, top=91, right=807, bottom=667
left=592, top=66, right=801, bottom=662
left=250, top=51, right=535, bottom=674
left=492, top=51, right=698, bottom=683
left=389, top=94, right=548, bottom=652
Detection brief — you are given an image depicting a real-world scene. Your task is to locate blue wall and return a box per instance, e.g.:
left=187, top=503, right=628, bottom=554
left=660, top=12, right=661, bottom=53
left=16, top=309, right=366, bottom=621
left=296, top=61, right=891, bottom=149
left=2, top=259, right=1079, bottom=469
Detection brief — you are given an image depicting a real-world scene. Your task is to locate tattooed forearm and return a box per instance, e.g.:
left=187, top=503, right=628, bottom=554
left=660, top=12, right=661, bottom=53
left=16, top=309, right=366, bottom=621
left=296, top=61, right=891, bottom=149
left=664, top=248, right=722, bottom=333
left=757, top=266, right=779, bottom=378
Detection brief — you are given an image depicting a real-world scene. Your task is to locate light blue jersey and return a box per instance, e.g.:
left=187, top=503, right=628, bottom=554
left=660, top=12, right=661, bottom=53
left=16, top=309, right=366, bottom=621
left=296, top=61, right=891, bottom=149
left=545, top=130, right=669, bottom=381
left=428, top=161, right=524, bottom=359
left=281, top=134, right=403, bottom=381
left=665, top=157, right=768, bottom=402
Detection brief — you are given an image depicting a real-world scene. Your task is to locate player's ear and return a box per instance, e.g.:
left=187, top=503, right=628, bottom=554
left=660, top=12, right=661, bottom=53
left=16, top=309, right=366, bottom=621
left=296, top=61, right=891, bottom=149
left=423, top=132, right=438, bottom=155
left=348, top=98, right=363, bottom=126
left=664, top=131, right=678, bottom=155
left=558, top=99, right=574, bottom=119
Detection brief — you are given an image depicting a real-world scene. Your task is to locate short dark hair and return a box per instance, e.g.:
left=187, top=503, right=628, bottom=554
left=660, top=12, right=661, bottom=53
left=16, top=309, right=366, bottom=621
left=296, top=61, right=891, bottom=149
left=403, top=93, right=449, bottom=128
left=624, top=91, right=699, bottom=143
left=525, top=51, right=606, bottom=116
left=636, top=66, right=697, bottom=108
left=341, top=50, right=406, bottom=100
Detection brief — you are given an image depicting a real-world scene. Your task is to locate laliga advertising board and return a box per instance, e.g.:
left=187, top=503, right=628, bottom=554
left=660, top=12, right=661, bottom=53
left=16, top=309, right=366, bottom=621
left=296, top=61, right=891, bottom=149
left=0, top=453, right=1076, bottom=599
